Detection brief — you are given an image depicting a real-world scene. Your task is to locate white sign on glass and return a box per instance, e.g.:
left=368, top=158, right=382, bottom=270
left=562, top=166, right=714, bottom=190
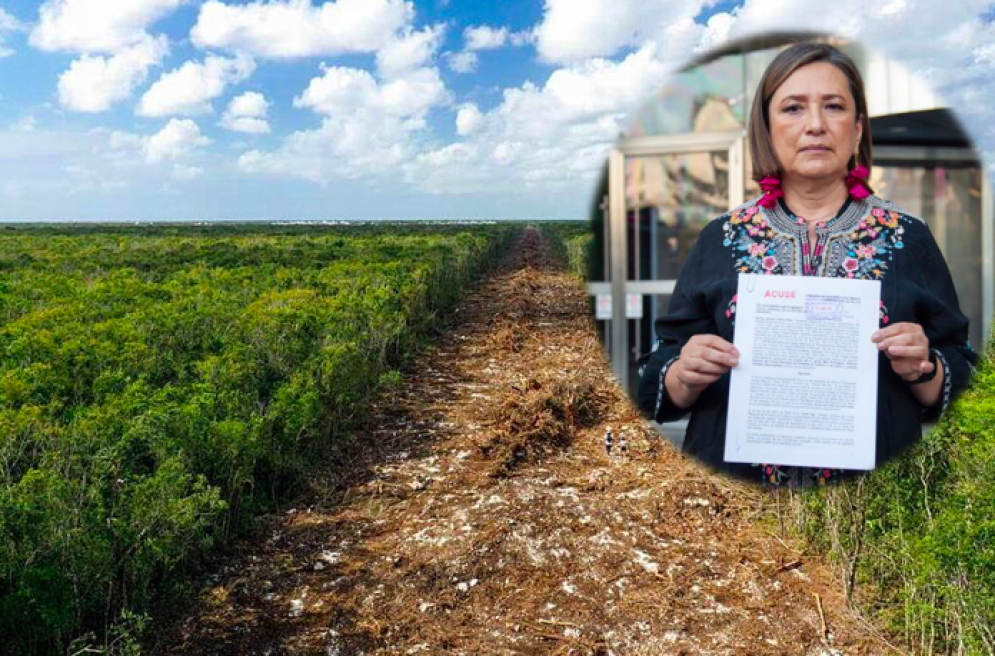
left=596, top=294, right=612, bottom=320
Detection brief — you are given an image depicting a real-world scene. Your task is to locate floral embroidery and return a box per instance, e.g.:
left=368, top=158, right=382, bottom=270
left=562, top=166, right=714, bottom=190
left=754, top=463, right=843, bottom=487
left=879, top=300, right=890, bottom=325
left=855, top=244, right=877, bottom=259
left=722, top=207, right=779, bottom=275
left=654, top=355, right=681, bottom=420
left=813, top=468, right=841, bottom=486
left=840, top=208, right=906, bottom=279
left=757, top=463, right=791, bottom=486
left=721, top=196, right=909, bottom=282
left=725, top=293, right=737, bottom=320
left=935, top=348, right=952, bottom=415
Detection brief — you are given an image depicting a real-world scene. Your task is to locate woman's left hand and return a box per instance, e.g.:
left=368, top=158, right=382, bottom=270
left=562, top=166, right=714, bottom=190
left=871, top=322, right=932, bottom=381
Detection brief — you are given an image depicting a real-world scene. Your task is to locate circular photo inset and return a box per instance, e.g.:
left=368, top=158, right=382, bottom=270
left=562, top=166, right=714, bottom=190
left=588, top=33, right=988, bottom=487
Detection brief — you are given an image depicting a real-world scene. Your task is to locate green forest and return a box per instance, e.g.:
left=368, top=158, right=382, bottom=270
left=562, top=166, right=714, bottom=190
left=0, top=222, right=520, bottom=654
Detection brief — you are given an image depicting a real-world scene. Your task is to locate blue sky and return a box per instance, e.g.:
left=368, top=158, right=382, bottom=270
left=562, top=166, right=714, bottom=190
left=0, top=0, right=993, bottom=221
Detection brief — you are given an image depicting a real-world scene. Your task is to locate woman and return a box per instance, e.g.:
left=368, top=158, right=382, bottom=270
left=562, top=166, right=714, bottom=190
left=636, top=41, right=979, bottom=487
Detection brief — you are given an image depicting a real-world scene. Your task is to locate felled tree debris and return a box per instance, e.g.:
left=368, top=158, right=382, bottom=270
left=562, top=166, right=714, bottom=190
left=152, top=227, right=898, bottom=656
left=477, top=376, right=610, bottom=477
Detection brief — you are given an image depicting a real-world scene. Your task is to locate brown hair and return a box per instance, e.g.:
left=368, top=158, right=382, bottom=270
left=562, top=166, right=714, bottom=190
left=748, top=41, right=873, bottom=192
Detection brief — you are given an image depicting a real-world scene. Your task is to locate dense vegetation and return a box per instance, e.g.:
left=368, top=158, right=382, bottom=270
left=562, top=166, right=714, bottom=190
left=0, top=221, right=515, bottom=654
left=787, top=337, right=995, bottom=655
left=537, top=220, right=593, bottom=280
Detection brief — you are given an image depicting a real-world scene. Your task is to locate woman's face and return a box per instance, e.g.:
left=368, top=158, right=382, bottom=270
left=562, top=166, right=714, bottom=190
left=768, top=61, right=863, bottom=185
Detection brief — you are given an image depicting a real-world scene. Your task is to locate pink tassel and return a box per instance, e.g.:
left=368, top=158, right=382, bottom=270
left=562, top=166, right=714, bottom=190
left=846, top=164, right=870, bottom=200
left=758, top=175, right=783, bottom=208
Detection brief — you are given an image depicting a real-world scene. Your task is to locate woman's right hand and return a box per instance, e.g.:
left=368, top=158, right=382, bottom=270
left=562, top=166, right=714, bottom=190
left=665, top=335, right=740, bottom=409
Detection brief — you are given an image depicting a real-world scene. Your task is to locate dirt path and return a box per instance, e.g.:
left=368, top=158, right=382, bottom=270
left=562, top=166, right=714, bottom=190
left=152, top=228, right=897, bottom=656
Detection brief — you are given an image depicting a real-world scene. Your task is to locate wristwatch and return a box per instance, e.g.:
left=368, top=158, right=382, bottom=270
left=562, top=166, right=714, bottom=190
left=904, top=349, right=939, bottom=385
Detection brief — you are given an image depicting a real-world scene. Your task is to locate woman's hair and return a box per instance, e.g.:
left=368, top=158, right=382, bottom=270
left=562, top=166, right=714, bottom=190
left=748, top=41, right=873, bottom=191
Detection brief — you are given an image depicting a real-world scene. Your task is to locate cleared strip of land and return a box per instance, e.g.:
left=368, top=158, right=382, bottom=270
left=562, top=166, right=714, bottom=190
left=151, top=227, right=895, bottom=655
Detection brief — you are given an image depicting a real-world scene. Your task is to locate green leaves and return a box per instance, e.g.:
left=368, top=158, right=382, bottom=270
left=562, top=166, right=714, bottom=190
left=0, top=222, right=516, bottom=653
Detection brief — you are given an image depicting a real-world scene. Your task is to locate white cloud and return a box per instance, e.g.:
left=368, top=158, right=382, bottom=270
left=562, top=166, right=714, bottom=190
left=58, top=35, right=168, bottom=112
left=239, top=35, right=669, bottom=193
left=222, top=91, right=271, bottom=134
left=191, top=0, right=414, bottom=58
left=404, top=43, right=675, bottom=195
left=294, top=66, right=378, bottom=114
left=534, top=0, right=710, bottom=64
left=222, top=116, right=271, bottom=134
left=463, top=24, right=532, bottom=51
left=0, top=126, right=137, bottom=202
left=419, top=142, right=478, bottom=167
left=11, top=115, right=38, bottom=132
left=456, top=103, right=483, bottom=136
left=376, top=24, right=444, bottom=78
left=294, top=64, right=446, bottom=120
left=699, top=11, right=735, bottom=50
left=0, top=10, right=21, bottom=32
left=444, top=24, right=529, bottom=75
left=32, top=0, right=181, bottom=112
left=463, top=25, right=508, bottom=50
left=137, top=54, right=255, bottom=117
left=93, top=121, right=211, bottom=190
left=509, top=30, right=534, bottom=47
left=143, top=118, right=211, bottom=163
left=238, top=113, right=416, bottom=183
left=0, top=8, right=23, bottom=58
left=239, top=59, right=448, bottom=183
left=445, top=51, right=478, bottom=73
left=172, top=164, right=204, bottom=180
left=223, top=116, right=271, bottom=134
left=227, top=91, right=269, bottom=118
left=0, top=121, right=223, bottom=214
left=30, top=0, right=187, bottom=53
left=541, top=46, right=668, bottom=118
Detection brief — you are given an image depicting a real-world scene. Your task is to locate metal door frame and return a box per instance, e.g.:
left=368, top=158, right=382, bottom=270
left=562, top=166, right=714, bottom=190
left=595, top=130, right=746, bottom=393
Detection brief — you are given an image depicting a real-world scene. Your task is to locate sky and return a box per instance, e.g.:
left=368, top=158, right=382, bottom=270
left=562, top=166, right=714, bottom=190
left=0, top=0, right=993, bottom=221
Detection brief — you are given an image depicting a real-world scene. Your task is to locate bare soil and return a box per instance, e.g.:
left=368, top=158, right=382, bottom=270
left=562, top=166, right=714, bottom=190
left=150, top=227, right=901, bottom=656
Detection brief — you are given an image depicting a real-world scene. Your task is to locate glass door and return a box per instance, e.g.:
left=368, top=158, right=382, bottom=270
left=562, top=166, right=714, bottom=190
left=603, top=131, right=745, bottom=395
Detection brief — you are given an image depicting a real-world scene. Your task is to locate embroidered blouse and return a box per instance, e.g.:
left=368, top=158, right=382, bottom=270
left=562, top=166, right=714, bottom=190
left=635, top=193, right=979, bottom=486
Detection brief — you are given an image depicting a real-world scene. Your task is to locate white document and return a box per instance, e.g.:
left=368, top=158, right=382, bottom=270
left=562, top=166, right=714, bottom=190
left=724, top=273, right=880, bottom=470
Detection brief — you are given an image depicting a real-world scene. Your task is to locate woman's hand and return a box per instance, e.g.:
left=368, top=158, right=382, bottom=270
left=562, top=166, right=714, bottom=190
left=872, top=322, right=944, bottom=407
left=665, top=335, right=739, bottom=410
left=871, top=322, right=932, bottom=381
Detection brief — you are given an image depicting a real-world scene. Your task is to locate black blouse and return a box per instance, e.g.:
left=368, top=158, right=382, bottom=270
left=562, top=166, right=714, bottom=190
left=636, top=193, right=979, bottom=486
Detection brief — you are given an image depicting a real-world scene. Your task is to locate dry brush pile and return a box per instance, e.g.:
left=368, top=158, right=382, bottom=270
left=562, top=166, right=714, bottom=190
left=148, top=227, right=895, bottom=656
